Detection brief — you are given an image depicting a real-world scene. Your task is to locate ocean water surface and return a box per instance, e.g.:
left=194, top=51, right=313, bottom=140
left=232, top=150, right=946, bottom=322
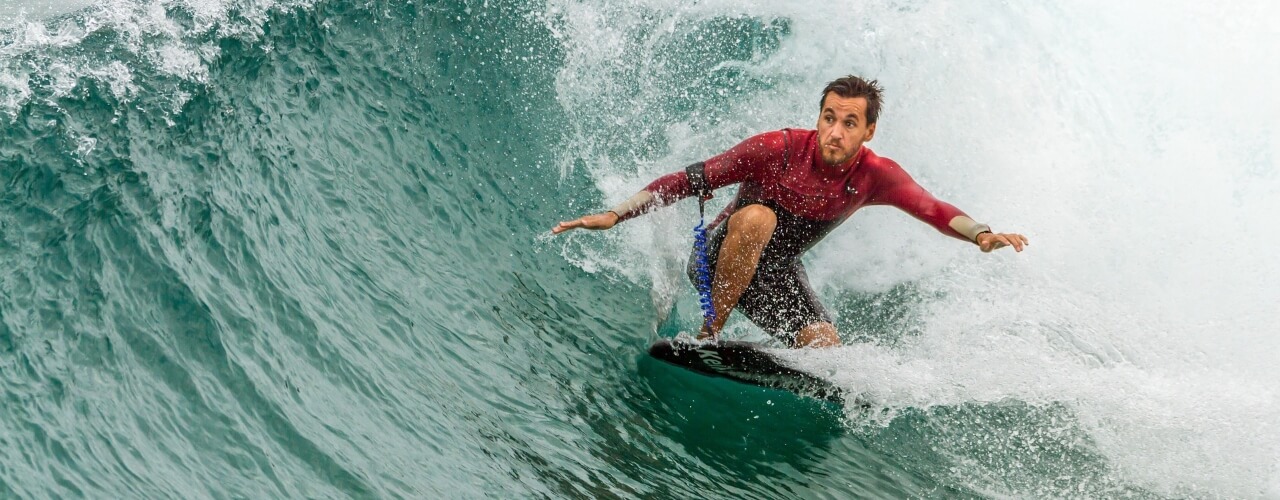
left=2, top=0, right=1278, bottom=497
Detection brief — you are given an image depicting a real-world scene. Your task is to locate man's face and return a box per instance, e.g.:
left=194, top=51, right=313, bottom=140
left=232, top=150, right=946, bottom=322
left=816, top=92, right=877, bottom=167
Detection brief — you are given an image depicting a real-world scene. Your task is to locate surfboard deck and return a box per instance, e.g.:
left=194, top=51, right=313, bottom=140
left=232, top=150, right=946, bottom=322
left=647, top=337, right=846, bottom=405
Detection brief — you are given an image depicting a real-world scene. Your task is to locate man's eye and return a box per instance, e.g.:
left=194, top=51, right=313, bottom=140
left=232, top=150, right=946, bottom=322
left=846, top=121, right=855, bottom=128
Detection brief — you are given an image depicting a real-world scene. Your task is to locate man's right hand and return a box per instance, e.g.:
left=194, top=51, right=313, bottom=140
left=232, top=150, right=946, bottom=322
left=551, top=212, right=620, bottom=234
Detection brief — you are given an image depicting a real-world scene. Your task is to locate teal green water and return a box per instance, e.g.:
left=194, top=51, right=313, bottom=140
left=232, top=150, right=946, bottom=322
left=3, top=1, right=1277, bottom=498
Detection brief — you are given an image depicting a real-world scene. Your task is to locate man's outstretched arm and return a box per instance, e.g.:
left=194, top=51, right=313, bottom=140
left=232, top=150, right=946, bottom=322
left=551, top=131, right=785, bottom=235
left=874, top=164, right=1028, bottom=252
left=550, top=191, right=652, bottom=234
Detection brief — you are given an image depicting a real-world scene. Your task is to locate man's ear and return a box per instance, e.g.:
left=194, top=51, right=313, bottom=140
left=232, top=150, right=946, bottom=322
left=865, top=123, right=877, bottom=142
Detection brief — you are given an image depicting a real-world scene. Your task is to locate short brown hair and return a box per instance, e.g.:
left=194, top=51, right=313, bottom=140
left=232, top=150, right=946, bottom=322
left=820, top=76, right=884, bottom=124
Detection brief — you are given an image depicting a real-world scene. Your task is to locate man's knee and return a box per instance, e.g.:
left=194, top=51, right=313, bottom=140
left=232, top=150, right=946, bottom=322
left=727, top=204, right=777, bottom=240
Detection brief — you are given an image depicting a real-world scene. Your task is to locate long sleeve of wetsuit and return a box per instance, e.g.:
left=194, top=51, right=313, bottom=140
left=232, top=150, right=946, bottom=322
left=609, top=131, right=786, bottom=222
left=869, top=159, right=980, bottom=243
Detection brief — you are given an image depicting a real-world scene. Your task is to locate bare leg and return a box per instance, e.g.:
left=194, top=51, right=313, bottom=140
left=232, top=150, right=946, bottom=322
left=796, top=322, right=840, bottom=348
left=699, top=204, right=777, bottom=339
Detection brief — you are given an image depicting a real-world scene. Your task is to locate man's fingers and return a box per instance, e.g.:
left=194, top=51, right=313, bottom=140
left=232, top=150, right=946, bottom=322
left=1006, top=235, right=1022, bottom=252
left=1010, top=234, right=1028, bottom=252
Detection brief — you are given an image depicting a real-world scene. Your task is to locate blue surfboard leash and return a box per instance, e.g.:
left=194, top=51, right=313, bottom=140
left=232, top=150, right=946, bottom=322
left=686, top=163, right=717, bottom=337
left=693, top=207, right=716, bottom=332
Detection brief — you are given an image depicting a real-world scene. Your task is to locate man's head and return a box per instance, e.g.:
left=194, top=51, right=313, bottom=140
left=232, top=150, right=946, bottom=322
left=816, top=76, right=883, bottom=167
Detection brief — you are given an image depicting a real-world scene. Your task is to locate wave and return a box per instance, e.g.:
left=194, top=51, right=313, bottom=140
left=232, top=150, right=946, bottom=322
left=1, top=0, right=1277, bottom=497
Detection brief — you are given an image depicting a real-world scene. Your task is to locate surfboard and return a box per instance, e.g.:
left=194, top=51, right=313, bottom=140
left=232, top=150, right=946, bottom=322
left=647, top=337, right=846, bottom=404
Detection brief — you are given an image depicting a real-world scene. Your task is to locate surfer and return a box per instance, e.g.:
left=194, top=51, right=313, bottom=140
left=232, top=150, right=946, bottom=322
left=552, top=75, right=1028, bottom=348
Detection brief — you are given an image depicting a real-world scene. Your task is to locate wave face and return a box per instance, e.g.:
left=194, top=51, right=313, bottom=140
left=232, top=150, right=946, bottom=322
left=2, top=0, right=1277, bottom=497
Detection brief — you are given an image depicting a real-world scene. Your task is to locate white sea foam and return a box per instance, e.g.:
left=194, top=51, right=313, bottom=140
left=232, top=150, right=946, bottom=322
left=549, top=0, right=1280, bottom=496
left=0, top=0, right=313, bottom=116
left=0, top=0, right=96, bottom=21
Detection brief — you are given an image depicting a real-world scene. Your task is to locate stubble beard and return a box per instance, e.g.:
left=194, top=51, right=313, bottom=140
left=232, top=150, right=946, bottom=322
left=821, top=149, right=853, bottom=167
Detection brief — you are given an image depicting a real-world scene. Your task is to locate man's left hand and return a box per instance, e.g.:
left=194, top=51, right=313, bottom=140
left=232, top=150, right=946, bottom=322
left=976, top=232, right=1029, bottom=253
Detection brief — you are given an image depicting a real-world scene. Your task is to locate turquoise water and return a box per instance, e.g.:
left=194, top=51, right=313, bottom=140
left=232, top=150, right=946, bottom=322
left=2, top=0, right=1278, bottom=498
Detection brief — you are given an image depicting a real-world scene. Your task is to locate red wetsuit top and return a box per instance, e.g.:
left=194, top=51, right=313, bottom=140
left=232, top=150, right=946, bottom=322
left=619, top=128, right=972, bottom=261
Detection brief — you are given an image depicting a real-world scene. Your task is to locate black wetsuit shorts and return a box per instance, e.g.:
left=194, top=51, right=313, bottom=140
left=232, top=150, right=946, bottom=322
left=687, top=201, right=835, bottom=346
